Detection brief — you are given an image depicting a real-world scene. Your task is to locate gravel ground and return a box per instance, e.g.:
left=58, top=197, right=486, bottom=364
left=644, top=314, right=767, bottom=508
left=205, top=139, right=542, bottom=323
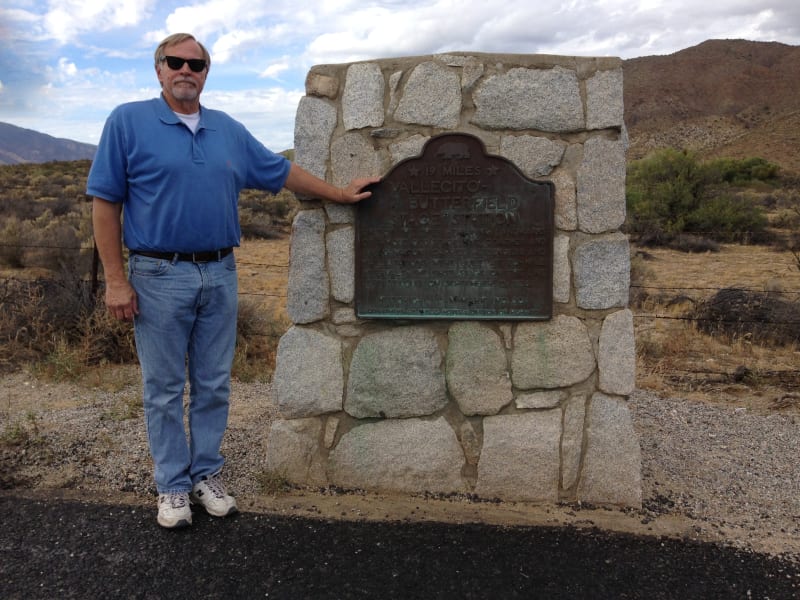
left=633, top=390, right=800, bottom=556
left=1, top=370, right=799, bottom=557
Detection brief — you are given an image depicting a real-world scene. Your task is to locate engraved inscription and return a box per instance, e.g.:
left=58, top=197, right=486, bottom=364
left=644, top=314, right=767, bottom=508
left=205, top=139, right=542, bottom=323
left=355, top=133, right=554, bottom=320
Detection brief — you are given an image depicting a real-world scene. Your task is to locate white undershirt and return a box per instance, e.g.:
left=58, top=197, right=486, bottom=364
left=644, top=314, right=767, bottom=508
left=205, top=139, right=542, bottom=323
left=175, top=111, right=200, bottom=133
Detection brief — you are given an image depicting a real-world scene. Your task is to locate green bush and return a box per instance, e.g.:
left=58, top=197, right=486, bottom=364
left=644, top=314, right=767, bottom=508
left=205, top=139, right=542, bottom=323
left=626, top=149, right=706, bottom=237
left=685, top=194, right=769, bottom=243
left=706, top=157, right=780, bottom=185
left=626, top=149, right=775, bottom=246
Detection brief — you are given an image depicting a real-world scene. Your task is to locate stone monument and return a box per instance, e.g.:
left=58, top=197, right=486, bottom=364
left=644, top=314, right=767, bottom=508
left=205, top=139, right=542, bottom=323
left=266, top=52, right=641, bottom=507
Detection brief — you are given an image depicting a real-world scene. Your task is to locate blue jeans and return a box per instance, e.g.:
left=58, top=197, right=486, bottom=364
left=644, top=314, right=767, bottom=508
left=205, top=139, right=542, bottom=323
left=129, top=252, right=238, bottom=494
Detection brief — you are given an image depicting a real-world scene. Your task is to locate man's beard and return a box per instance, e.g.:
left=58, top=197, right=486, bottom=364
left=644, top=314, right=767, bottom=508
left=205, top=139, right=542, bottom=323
left=169, top=79, right=199, bottom=102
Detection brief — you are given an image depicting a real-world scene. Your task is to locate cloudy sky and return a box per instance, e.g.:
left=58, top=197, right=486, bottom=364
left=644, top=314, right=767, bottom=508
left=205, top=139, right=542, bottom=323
left=1, top=0, right=799, bottom=151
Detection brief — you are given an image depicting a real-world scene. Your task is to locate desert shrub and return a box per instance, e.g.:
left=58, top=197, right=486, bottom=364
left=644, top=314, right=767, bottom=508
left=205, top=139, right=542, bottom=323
left=0, top=217, right=25, bottom=268
left=0, top=162, right=94, bottom=275
left=0, top=269, right=136, bottom=375
left=0, top=279, right=52, bottom=371
left=269, top=190, right=295, bottom=221
left=683, top=194, right=768, bottom=244
left=666, top=234, right=720, bottom=253
left=705, top=156, right=779, bottom=185
left=232, top=296, right=288, bottom=381
left=771, top=208, right=800, bottom=229
left=629, top=250, right=656, bottom=307
left=626, top=148, right=706, bottom=238
left=626, top=149, right=774, bottom=246
left=239, top=188, right=297, bottom=239
left=0, top=161, right=91, bottom=218
left=0, top=190, right=42, bottom=221
left=2, top=269, right=283, bottom=377
left=22, top=212, right=90, bottom=272
left=692, top=288, right=800, bottom=346
left=791, top=231, right=800, bottom=274
left=41, top=271, right=137, bottom=368
left=239, top=208, right=282, bottom=240
left=47, top=195, right=78, bottom=217
left=76, top=311, right=138, bottom=368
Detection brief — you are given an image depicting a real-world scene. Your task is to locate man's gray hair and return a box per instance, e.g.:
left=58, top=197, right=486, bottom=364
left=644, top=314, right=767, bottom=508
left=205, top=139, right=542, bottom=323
left=154, top=33, right=211, bottom=70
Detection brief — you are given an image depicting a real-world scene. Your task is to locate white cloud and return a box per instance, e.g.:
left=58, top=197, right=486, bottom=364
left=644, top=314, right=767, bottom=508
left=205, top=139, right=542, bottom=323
left=0, top=6, right=45, bottom=42
left=299, top=0, right=800, bottom=61
left=56, top=57, right=78, bottom=79
left=302, top=1, right=589, bottom=63
left=1, top=6, right=41, bottom=26
left=158, top=0, right=295, bottom=42
left=3, top=0, right=800, bottom=146
left=203, top=86, right=304, bottom=150
left=259, top=60, right=290, bottom=79
left=161, top=1, right=242, bottom=40
left=43, top=0, right=156, bottom=44
left=212, top=28, right=282, bottom=64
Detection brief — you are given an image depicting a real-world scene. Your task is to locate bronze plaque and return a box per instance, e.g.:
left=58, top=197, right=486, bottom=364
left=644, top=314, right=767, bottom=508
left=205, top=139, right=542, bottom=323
left=355, top=133, right=554, bottom=320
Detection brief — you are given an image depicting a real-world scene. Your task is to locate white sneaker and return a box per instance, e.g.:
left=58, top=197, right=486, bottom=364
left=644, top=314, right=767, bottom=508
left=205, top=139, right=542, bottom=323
left=157, top=492, right=192, bottom=529
left=191, top=473, right=238, bottom=517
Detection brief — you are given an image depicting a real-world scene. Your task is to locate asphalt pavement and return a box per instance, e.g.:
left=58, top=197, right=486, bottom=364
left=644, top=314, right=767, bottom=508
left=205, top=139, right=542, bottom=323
left=1, top=494, right=798, bottom=599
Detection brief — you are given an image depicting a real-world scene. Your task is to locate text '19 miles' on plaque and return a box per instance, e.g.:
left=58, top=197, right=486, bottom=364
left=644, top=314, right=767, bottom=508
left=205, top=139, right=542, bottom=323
left=355, top=133, right=554, bottom=320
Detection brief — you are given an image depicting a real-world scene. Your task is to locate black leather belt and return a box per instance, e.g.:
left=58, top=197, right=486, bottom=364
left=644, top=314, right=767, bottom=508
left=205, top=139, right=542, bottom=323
left=131, top=248, right=233, bottom=262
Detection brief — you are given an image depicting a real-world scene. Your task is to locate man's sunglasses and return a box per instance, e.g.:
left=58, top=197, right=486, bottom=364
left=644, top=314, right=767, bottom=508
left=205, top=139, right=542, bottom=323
left=161, top=56, right=207, bottom=73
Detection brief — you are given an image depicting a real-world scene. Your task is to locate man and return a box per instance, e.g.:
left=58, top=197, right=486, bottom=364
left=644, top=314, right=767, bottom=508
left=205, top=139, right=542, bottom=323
left=87, top=33, right=378, bottom=529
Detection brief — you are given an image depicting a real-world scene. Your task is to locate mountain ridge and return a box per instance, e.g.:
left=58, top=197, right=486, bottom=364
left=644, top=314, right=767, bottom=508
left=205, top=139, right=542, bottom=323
left=0, top=122, right=96, bottom=165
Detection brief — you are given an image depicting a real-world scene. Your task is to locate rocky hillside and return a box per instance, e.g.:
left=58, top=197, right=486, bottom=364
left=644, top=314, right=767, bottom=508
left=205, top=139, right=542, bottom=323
left=623, top=39, right=800, bottom=174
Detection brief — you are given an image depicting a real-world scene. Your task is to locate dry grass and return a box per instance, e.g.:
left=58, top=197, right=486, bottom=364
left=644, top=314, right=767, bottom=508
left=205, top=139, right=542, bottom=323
left=633, top=242, right=800, bottom=409
left=635, top=243, right=800, bottom=293
left=236, top=235, right=291, bottom=321
left=231, top=236, right=292, bottom=381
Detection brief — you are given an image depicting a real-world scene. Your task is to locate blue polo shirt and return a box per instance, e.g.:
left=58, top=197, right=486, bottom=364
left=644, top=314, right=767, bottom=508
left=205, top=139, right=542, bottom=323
left=87, top=95, right=291, bottom=253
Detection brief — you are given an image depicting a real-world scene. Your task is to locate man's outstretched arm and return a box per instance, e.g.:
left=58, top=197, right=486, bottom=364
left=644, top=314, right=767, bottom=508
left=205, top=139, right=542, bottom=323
left=283, top=163, right=380, bottom=204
